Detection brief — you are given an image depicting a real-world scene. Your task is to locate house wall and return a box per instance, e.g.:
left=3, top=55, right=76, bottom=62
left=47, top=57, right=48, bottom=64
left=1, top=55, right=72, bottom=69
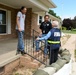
left=25, top=8, right=32, bottom=36
left=31, top=13, right=41, bottom=36
left=0, top=4, right=18, bottom=40
left=0, top=4, right=33, bottom=40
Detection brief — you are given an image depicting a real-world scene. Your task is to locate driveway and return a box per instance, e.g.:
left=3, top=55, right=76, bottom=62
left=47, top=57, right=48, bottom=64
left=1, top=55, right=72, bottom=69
left=62, top=34, right=76, bottom=75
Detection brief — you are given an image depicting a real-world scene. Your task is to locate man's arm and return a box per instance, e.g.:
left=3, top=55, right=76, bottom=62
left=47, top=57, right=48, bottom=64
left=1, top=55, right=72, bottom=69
left=16, top=12, right=21, bottom=31
left=37, top=31, right=51, bottom=40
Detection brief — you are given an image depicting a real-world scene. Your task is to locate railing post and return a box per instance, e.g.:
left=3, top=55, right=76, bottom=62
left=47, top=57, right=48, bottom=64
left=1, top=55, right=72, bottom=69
left=33, top=29, right=34, bottom=48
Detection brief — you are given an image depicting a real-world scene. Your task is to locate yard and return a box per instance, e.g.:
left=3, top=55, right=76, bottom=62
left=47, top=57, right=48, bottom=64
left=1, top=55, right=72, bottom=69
left=62, top=29, right=76, bottom=34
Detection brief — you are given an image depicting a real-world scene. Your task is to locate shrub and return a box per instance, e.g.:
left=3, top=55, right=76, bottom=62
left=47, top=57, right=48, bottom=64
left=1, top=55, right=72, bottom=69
left=62, top=26, right=66, bottom=30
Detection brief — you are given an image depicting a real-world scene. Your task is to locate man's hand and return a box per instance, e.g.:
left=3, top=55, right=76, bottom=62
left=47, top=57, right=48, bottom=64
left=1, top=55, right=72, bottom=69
left=39, top=34, right=42, bottom=37
left=36, top=37, right=40, bottom=40
left=18, top=28, right=22, bottom=32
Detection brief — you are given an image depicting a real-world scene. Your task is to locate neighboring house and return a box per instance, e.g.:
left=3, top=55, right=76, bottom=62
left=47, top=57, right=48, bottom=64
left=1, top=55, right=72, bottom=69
left=0, top=0, right=61, bottom=40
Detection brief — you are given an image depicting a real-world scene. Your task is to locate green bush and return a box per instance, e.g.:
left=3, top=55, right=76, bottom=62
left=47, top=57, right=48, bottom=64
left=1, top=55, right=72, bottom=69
left=72, top=29, right=76, bottom=31
left=62, top=26, right=67, bottom=30
left=74, top=49, right=76, bottom=58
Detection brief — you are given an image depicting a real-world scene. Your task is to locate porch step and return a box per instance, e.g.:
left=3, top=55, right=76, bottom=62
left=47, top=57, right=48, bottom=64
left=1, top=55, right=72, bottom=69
left=0, top=50, right=21, bottom=75
left=0, top=50, right=21, bottom=68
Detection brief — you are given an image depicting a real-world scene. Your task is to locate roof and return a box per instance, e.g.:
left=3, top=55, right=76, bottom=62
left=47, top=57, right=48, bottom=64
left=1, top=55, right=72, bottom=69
left=0, top=0, right=57, bottom=12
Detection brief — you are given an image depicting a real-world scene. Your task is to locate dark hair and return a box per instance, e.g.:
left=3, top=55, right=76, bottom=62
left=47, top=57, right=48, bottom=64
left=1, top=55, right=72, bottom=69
left=20, top=6, right=26, bottom=11
left=44, top=15, right=49, bottom=18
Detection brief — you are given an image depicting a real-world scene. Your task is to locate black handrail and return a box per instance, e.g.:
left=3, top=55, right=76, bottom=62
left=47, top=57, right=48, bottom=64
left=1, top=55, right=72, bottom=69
left=24, top=29, right=49, bottom=66
left=32, top=29, right=45, bottom=50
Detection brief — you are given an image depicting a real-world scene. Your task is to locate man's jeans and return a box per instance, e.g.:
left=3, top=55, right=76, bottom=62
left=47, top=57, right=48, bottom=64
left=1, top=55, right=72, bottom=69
left=17, top=30, right=24, bottom=51
left=35, top=34, right=48, bottom=55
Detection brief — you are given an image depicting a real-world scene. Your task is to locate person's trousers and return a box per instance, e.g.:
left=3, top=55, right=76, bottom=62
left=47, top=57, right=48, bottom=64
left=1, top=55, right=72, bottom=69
left=17, top=30, right=24, bottom=51
left=49, top=48, right=59, bottom=65
left=35, top=34, right=48, bottom=55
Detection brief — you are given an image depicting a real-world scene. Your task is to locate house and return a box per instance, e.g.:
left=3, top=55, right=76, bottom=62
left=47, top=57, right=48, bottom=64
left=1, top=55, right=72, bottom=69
left=0, top=0, right=61, bottom=40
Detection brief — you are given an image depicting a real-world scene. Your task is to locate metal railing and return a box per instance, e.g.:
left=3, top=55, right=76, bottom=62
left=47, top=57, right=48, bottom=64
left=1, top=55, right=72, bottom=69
left=24, top=29, right=49, bottom=65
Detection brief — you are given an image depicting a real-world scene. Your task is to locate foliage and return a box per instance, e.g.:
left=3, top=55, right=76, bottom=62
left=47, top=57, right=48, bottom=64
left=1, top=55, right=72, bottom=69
left=74, top=16, right=76, bottom=20
left=62, top=16, right=76, bottom=29
left=56, top=16, right=61, bottom=20
left=72, top=18, right=76, bottom=28
left=62, top=18, right=73, bottom=30
left=48, top=10, right=61, bottom=20
left=62, top=26, right=66, bottom=30
left=62, top=30, right=76, bottom=34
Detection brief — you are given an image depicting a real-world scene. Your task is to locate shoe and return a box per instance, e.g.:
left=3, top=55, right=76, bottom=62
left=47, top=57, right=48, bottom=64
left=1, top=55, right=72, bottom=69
left=21, top=50, right=26, bottom=55
left=23, top=50, right=26, bottom=54
left=16, top=49, right=21, bottom=55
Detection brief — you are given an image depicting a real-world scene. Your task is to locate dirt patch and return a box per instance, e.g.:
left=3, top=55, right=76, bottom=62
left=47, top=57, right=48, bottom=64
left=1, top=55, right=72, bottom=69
left=61, top=34, right=71, bottom=46
left=9, top=66, right=37, bottom=75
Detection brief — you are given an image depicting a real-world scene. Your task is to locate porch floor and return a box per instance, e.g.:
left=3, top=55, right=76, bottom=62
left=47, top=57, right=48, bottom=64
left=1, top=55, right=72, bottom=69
left=0, top=39, right=18, bottom=55
left=0, top=38, right=21, bottom=67
left=0, top=38, right=38, bottom=68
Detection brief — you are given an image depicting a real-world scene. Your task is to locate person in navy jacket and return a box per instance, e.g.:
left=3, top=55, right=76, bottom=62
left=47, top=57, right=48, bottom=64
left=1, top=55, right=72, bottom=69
left=36, top=21, right=61, bottom=64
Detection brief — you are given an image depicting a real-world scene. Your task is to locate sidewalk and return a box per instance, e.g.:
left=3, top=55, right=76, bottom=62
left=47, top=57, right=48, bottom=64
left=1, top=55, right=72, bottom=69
left=62, top=34, right=76, bottom=75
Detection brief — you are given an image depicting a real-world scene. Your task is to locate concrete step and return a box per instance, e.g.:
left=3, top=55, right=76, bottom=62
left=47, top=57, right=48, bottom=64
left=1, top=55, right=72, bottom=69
left=0, top=50, right=21, bottom=68
left=0, top=50, right=21, bottom=75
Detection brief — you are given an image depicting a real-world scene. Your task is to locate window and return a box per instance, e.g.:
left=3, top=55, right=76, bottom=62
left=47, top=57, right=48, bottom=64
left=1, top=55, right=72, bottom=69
left=0, top=10, right=6, bottom=34
left=39, top=16, right=43, bottom=24
left=0, top=9, right=11, bottom=34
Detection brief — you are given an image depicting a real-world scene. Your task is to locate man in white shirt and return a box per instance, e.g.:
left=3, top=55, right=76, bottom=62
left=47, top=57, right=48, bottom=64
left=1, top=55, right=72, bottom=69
left=16, top=6, right=27, bottom=55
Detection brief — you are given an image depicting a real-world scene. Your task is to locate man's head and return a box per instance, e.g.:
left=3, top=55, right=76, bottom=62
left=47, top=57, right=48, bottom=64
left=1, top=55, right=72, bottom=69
left=20, top=6, right=27, bottom=14
left=52, top=21, right=59, bottom=28
left=44, top=15, right=49, bottom=22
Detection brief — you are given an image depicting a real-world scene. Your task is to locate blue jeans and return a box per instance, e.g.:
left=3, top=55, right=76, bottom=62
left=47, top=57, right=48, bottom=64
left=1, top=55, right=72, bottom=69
left=35, top=34, right=48, bottom=55
left=17, top=30, right=24, bottom=51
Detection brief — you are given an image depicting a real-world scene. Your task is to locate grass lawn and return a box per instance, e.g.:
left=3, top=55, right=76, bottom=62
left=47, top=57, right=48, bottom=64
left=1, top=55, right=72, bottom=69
left=62, top=30, right=76, bottom=34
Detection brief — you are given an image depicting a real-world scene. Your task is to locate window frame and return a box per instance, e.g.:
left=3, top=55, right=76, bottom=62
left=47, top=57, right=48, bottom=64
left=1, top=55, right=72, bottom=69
left=38, top=14, right=44, bottom=25
left=39, top=16, right=43, bottom=24
left=0, top=8, right=8, bottom=34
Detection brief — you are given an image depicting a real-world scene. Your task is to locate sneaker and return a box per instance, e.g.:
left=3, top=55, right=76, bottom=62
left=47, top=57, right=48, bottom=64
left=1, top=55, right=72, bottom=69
left=21, top=50, right=26, bottom=55
left=16, top=49, right=21, bottom=55
left=23, top=50, right=26, bottom=54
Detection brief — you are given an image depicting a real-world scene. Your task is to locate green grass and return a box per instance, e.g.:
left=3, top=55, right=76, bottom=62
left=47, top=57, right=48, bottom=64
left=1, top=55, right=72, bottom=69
left=74, top=49, right=76, bottom=61
left=62, top=30, right=76, bottom=34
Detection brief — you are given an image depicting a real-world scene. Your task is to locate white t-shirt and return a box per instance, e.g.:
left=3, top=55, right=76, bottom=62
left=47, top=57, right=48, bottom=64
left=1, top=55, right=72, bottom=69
left=16, top=11, right=26, bottom=30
